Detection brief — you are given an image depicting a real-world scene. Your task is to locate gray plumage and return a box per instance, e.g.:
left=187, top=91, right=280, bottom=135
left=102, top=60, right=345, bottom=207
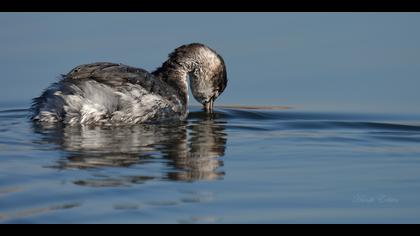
left=31, top=43, right=228, bottom=125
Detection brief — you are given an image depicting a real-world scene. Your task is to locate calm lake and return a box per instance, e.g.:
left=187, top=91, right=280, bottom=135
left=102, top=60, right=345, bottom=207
left=1, top=102, right=420, bottom=223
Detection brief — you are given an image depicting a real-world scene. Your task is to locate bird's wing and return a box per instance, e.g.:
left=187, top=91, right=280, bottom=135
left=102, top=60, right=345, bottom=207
left=65, top=62, right=149, bottom=86
left=64, top=62, right=172, bottom=96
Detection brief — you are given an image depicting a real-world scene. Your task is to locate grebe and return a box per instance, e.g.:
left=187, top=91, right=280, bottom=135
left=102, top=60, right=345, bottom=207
left=31, top=43, right=227, bottom=125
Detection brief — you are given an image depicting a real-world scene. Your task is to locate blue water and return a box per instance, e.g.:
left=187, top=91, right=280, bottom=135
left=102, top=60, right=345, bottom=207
left=1, top=103, right=420, bottom=223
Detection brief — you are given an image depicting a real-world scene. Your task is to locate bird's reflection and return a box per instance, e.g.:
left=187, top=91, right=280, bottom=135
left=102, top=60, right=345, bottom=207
left=32, top=110, right=227, bottom=186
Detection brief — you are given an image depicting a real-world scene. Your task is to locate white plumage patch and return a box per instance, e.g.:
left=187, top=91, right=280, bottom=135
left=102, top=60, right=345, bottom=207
left=33, top=80, right=183, bottom=125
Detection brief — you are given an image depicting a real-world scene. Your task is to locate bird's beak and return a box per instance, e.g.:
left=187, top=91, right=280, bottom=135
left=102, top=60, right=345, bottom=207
left=203, top=98, right=214, bottom=113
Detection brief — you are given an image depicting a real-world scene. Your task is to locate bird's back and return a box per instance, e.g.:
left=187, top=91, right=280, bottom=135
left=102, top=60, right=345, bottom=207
left=32, top=62, right=187, bottom=125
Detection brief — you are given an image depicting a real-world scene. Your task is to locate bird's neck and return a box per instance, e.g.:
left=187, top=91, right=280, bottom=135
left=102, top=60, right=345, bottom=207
left=152, top=57, right=196, bottom=108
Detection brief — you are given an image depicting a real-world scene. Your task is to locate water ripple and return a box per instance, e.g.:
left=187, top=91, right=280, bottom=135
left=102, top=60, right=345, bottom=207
left=2, top=105, right=420, bottom=223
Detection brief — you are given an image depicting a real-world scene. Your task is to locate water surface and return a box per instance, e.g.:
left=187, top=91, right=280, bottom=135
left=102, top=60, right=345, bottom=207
left=1, top=104, right=420, bottom=223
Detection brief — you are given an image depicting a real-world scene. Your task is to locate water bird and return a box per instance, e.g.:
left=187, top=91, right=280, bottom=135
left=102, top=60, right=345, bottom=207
left=31, top=43, right=227, bottom=125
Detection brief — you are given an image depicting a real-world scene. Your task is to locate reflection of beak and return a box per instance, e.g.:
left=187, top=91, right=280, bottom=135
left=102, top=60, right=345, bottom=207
left=203, top=98, right=214, bottom=113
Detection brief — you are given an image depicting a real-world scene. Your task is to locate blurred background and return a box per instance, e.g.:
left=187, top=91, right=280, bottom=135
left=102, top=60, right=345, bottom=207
left=0, top=13, right=419, bottom=113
